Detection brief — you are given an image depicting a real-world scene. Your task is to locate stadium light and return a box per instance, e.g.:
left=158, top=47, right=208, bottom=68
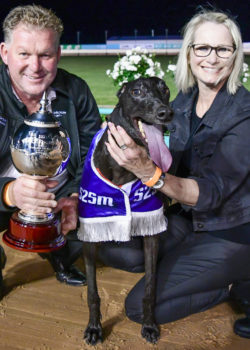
left=76, top=31, right=80, bottom=45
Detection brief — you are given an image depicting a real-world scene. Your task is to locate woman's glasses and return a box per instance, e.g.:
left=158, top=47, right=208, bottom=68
left=190, top=44, right=235, bottom=58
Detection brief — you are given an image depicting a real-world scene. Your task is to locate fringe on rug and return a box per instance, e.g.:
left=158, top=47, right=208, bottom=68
left=77, top=207, right=167, bottom=242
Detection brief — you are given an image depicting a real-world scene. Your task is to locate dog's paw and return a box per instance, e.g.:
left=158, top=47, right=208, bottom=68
left=141, top=323, right=160, bottom=343
left=84, top=323, right=103, bottom=345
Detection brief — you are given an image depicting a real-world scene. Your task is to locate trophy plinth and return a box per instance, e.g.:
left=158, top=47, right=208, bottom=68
left=3, top=92, right=71, bottom=252
left=3, top=212, right=65, bottom=252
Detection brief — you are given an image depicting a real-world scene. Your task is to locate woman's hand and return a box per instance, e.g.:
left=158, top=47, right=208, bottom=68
left=106, top=122, right=156, bottom=182
left=106, top=122, right=199, bottom=206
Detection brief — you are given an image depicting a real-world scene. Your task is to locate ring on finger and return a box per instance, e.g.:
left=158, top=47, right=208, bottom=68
left=120, top=144, right=128, bottom=150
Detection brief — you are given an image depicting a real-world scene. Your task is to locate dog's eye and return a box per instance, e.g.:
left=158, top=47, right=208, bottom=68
left=165, top=88, right=170, bottom=95
left=131, top=89, right=141, bottom=97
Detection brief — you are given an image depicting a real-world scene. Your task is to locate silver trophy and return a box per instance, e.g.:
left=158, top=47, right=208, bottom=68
left=3, top=92, right=71, bottom=252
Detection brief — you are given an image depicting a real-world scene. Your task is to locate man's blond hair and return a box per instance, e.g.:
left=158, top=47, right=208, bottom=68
left=3, top=4, right=64, bottom=46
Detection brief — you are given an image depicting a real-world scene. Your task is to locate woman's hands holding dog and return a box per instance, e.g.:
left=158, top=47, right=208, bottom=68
left=106, top=122, right=200, bottom=206
left=106, top=122, right=156, bottom=182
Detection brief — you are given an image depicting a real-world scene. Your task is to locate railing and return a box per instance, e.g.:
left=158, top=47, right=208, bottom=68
left=61, top=42, right=250, bottom=56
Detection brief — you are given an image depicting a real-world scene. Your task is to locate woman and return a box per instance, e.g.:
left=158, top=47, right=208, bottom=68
left=99, top=10, right=250, bottom=334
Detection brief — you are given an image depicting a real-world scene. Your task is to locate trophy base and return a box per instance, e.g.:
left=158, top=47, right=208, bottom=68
left=3, top=212, right=66, bottom=253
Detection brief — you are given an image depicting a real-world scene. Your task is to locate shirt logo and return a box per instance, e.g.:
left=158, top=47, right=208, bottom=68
left=53, top=110, right=67, bottom=118
left=0, top=115, right=7, bottom=126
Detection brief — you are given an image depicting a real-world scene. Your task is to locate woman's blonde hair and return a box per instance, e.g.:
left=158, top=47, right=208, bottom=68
left=3, top=4, right=64, bottom=47
left=175, top=10, right=243, bottom=94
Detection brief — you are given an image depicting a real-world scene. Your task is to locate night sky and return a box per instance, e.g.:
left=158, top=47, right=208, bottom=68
left=0, top=0, right=250, bottom=44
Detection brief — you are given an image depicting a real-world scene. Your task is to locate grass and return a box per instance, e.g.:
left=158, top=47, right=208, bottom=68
left=58, top=56, right=118, bottom=106
left=59, top=55, right=250, bottom=106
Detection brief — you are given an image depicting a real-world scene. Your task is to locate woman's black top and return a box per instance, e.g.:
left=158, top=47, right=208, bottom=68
left=176, top=99, right=250, bottom=244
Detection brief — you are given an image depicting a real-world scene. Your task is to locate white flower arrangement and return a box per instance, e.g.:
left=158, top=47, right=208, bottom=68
left=106, top=47, right=165, bottom=87
left=241, top=62, right=250, bottom=83
left=166, top=62, right=177, bottom=80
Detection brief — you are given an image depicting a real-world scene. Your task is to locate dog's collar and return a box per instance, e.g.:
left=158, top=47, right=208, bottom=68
left=96, top=167, right=122, bottom=188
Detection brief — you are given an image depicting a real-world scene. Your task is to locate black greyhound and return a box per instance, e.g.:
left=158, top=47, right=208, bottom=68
left=80, top=77, right=173, bottom=345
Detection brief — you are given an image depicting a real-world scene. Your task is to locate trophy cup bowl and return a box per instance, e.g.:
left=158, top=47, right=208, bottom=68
left=3, top=93, right=70, bottom=252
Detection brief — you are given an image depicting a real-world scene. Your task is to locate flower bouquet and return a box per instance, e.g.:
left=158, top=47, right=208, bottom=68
left=106, top=47, right=165, bottom=87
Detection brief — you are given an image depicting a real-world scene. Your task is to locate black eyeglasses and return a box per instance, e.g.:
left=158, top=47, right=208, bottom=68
left=190, top=44, right=235, bottom=58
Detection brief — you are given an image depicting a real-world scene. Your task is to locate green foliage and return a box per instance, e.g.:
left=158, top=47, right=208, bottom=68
left=100, top=113, right=106, bottom=122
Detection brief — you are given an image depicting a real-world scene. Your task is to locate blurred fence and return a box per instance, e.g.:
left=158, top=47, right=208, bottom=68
left=61, top=42, right=250, bottom=56
left=60, top=44, right=180, bottom=56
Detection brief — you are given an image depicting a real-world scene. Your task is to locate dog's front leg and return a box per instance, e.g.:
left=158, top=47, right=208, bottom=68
left=83, top=242, right=103, bottom=345
left=141, top=235, right=160, bottom=343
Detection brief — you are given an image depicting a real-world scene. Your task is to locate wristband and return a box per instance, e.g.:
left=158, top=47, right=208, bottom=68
left=3, top=181, right=15, bottom=207
left=142, top=166, right=162, bottom=187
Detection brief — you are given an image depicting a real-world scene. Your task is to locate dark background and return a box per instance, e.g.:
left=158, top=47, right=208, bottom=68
left=0, top=0, right=250, bottom=44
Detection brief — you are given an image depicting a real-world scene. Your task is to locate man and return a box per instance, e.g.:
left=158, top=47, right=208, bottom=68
left=0, top=5, right=101, bottom=293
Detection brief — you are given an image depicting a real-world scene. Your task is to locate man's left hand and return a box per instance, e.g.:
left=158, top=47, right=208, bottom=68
left=54, top=194, right=78, bottom=235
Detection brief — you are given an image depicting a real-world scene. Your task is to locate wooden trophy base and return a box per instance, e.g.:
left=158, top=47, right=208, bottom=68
left=3, top=211, right=66, bottom=253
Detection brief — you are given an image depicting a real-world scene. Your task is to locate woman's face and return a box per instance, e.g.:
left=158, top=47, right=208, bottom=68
left=189, top=21, right=235, bottom=91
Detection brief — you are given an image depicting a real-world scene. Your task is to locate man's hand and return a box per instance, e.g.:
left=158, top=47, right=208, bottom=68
left=54, top=194, right=78, bottom=235
left=8, top=177, right=79, bottom=235
left=8, top=176, right=57, bottom=213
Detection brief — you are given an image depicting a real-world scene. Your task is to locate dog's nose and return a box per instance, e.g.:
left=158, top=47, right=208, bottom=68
left=157, top=107, right=173, bottom=121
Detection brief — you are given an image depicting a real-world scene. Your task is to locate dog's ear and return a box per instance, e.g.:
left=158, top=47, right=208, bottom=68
left=117, top=83, right=127, bottom=98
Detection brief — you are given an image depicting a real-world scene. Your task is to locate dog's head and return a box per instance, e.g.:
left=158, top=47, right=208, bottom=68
left=110, top=77, right=173, bottom=172
left=117, top=77, right=173, bottom=126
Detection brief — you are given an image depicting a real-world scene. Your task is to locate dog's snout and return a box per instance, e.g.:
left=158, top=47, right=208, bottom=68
left=157, top=106, right=173, bottom=121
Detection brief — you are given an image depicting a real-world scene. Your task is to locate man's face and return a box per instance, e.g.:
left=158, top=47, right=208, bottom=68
left=0, top=24, right=61, bottom=100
